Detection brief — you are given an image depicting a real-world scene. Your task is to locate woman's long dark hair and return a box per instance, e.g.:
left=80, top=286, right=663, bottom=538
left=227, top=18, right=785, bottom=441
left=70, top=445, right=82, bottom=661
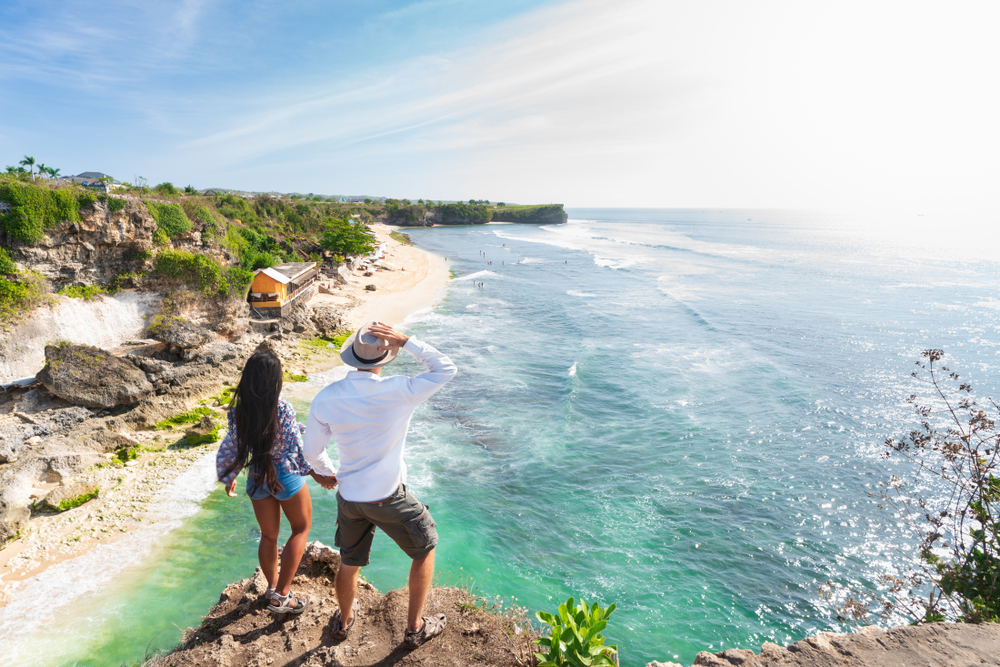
left=222, top=351, right=283, bottom=495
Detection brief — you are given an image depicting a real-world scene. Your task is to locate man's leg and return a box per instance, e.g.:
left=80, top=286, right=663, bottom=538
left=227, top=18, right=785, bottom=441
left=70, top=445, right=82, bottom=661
left=407, top=548, right=435, bottom=632
left=336, top=563, right=361, bottom=626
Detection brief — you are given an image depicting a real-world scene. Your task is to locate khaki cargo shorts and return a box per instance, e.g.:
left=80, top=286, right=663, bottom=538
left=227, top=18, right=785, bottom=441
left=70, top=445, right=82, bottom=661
left=334, top=484, right=438, bottom=567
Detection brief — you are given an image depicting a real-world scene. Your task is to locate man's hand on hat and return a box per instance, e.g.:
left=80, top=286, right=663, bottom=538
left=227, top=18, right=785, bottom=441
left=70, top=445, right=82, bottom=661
left=369, top=321, right=409, bottom=350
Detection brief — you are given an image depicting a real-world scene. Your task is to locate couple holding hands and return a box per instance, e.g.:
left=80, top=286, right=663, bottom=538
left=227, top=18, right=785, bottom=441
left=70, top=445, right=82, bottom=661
left=215, top=320, right=456, bottom=649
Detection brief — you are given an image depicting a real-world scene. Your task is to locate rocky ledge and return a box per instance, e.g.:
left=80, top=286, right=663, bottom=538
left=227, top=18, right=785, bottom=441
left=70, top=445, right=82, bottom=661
left=157, top=541, right=537, bottom=667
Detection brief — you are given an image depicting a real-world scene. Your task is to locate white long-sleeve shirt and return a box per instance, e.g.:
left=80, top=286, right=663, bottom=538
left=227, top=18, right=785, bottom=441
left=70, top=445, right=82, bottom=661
left=302, top=337, right=457, bottom=502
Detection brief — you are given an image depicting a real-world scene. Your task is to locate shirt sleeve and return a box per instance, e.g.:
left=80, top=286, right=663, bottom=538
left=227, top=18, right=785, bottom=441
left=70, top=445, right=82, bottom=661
left=279, top=401, right=312, bottom=474
left=397, top=337, right=457, bottom=403
left=302, top=403, right=337, bottom=476
left=215, top=410, right=240, bottom=485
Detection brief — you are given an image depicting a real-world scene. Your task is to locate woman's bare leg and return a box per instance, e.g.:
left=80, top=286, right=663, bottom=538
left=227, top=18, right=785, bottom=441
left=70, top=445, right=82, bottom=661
left=251, top=495, right=282, bottom=590
left=275, top=484, right=312, bottom=596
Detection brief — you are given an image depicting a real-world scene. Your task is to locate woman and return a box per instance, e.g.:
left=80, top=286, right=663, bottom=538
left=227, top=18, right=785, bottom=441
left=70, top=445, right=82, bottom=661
left=216, top=351, right=333, bottom=614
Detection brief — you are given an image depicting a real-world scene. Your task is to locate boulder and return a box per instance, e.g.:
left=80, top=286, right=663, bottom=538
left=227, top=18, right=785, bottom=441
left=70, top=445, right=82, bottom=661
left=365, top=284, right=376, bottom=291
left=148, top=317, right=214, bottom=349
left=185, top=414, right=216, bottom=438
left=43, top=481, right=99, bottom=511
left=0, top=501, right=30, bottom=543
left=37, top=344, right=154, bottom=409
left=310, top=306, right=342, bottom=336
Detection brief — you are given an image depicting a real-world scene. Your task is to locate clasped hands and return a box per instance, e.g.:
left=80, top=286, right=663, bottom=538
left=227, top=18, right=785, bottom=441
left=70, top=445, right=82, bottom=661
left=224, top=470, right=338, bottom=496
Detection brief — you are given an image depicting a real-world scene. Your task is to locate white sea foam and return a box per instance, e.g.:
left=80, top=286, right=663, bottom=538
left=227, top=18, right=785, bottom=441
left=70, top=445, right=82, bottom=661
left=520, top=257, right=547, bottom=264
left=566, top=290, right=597, bottom=298
left=568, top=362, right=578, bottom=377
left=0, top=450, right=218, bottom=663
left=456, top=270, right=501, bottom=281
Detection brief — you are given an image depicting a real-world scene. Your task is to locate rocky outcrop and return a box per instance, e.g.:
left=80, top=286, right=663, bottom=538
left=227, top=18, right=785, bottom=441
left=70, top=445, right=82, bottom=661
left=36, top=344, right=154, bottom=409
left=42, top=481, right=99, bottom=511
left=10, top=200, right=157, bottom=288
left=310, top=306, right=342, bottom=337
left=160, top=541, right=536, bottom=667
left=649, top=622, right=1000, bottom=667
left=148, top=317, right=214, bottom=350
left=0, top=500, right=29, bottom=543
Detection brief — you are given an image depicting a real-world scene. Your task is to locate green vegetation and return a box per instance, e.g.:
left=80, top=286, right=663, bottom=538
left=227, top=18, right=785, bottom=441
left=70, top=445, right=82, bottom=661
left=52, top=488, right=100, bottom=512
left=821, top=350, right=1000, bottom=625
left=186, top=427, right=220, bottom=446
left=331, top=330, right=352, bottom=348
left=153, top=182, right=179, bottom=196
left=534, top=598, right=618, bottom=667
left=0, top=247, right=15, bottom=276
left=0, top=269, right=49, bottom=327
left=57, top=284, right=106, bottom=300
left=390, top=230, right=412, bottom=245
left=283, top=371, right=308, bottom=383
left=107, top=196, right=127, bottom=212
left=155, top=406, right=215, bottom=430
left=320, top=217, right=375, bottom=256
left=0, top=180, right=80, bottom=243
left=146, top=202, right=192, bottom=238
left=152, top=249, right=252, bottom=298
left=441, top=202, right=491, bottom=224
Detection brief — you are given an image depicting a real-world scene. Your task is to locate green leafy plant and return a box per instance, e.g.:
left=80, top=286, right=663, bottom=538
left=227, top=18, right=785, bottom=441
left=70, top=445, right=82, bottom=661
left=0, top=247, right=16, bottom=276
left=0, top=181, right=80, bottom=243
left=534, top=598, right=618, bottom=667
left=54, top=488, right=100, bottom=511
left=147, top=202, right=192, bottom=238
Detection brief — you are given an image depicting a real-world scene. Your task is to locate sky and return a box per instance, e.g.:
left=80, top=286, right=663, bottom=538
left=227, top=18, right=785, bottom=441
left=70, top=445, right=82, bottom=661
left=1, top=0, right=998, bottom=212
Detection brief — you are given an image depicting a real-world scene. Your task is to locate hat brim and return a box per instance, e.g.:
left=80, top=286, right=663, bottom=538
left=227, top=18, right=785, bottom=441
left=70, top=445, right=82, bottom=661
left=338, top=327, right=400, bottom=368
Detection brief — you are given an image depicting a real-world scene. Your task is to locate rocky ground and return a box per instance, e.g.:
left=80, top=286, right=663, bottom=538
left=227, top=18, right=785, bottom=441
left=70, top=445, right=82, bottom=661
left=0, top=298, right=344, bottom=597
left=155, top=541, right=538, bottom=667
left=652, top=622, right=1000, bottom=667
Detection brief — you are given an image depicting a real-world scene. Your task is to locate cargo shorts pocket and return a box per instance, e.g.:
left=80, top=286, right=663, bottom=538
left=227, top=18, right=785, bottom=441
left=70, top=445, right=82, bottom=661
left=402, top=506, right=438, bottom=551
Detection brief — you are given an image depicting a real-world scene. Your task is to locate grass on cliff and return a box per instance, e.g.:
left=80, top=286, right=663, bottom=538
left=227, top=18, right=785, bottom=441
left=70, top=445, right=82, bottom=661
left=155, top=406, right=215, bottom=430
left=0, top=268, right=51, bottom=329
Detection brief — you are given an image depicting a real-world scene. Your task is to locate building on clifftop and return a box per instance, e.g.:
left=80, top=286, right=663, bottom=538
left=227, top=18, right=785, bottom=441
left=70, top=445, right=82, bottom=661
left=248, top=262, right=319, bottom=319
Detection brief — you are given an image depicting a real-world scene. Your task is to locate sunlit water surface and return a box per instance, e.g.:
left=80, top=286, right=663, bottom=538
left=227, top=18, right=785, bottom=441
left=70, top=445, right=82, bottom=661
left=3, top=209, right=999, bottom=666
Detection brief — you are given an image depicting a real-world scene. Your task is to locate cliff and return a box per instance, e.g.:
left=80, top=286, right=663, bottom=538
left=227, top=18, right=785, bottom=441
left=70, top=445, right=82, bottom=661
left=380, top=203, right=568, bottom=227
left=154, top=541, right=537, bottom=667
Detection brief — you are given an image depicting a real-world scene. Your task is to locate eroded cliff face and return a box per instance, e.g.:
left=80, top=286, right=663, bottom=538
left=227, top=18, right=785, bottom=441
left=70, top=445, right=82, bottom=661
left=12, top=200, right=157, bottom=288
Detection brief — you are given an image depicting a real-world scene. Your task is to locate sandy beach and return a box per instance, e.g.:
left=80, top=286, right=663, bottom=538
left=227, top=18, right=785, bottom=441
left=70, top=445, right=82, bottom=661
left=0, top=226, right=448, bottom=604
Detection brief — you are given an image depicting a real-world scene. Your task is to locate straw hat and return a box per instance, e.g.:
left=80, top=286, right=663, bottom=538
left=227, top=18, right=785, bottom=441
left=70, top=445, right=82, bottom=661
left=339, top=321, right=400, bottom=368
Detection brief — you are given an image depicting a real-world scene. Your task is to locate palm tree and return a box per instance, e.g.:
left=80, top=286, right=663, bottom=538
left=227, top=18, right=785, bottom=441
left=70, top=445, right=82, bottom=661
left=19, top=156, right=36, bottom=181
left=47, top=167, right=60, bottom=179
left=37, top=163, right=48, bottom=179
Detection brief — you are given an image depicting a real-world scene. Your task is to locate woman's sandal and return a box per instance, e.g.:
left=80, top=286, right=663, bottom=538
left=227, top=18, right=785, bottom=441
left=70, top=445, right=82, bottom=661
left=269, top=591, right=309, bottom=615
left=332, top=599, right=360, bottom=640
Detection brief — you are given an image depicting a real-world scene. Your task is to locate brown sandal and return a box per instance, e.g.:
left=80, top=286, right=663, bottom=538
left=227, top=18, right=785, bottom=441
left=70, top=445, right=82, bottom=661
left=404, top=613, right=446, bottom=648
left=332, top=600, right=360, bottom=640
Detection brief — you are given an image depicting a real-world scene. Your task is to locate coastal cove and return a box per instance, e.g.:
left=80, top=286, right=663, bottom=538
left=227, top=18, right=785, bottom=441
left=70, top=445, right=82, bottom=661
left=1, top=209, right=999, bottom=666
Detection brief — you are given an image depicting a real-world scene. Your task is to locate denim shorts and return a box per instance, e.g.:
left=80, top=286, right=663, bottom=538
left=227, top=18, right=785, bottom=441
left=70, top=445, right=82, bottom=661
left=246, top=467, right=307, bottom=501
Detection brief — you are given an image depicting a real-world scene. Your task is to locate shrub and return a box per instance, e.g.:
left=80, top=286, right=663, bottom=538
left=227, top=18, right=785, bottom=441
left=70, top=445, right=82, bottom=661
left=78, top=192, right=98, bottom=208
left=152, top=249, right=251, bottom=298
left=0, top=181, right=80, bottom=243
left=153, top=182, right=179, bottom=196
left=153, top=227, right=169, bottom=246
left=107, top=197, right=127, bottom=212
left=820, top=350, right=1000, bottom=625
left=0, top=247, right=15, bottom=276
left=534, top=598, right=618, bottom=667
left=147, top=202, right=192, bottom=238
left=57, top=284, right=106, bottom=300
left=0, top=270, right=49, bottom=326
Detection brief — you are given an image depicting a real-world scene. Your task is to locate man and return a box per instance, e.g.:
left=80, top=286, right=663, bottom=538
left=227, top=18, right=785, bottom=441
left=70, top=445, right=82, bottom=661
left=302, top=320, right=457, bottom=648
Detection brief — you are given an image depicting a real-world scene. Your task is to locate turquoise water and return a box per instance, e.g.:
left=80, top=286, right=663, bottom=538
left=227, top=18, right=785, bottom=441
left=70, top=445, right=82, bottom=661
left=3, top=209, right=998, bottom=666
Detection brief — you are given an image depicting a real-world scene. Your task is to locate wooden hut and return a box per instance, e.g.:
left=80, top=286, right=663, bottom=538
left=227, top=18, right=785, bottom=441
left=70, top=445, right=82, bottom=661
left=248, top=262, right=319, bottom=318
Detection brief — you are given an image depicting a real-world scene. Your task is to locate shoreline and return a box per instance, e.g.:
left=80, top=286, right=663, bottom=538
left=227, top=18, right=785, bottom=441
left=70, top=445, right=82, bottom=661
left=0, top=225, right=449, bottom=610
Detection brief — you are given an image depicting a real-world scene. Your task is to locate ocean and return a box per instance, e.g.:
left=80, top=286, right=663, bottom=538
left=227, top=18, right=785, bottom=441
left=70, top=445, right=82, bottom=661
left=2, top=208, right=998, bottom=666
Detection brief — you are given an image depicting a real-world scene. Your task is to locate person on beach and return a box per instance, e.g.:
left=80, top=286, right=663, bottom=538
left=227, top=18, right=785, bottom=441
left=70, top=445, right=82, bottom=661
left=216, top=351, right=338, bottom=615
left=304, top=321, right=456, bottom=648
